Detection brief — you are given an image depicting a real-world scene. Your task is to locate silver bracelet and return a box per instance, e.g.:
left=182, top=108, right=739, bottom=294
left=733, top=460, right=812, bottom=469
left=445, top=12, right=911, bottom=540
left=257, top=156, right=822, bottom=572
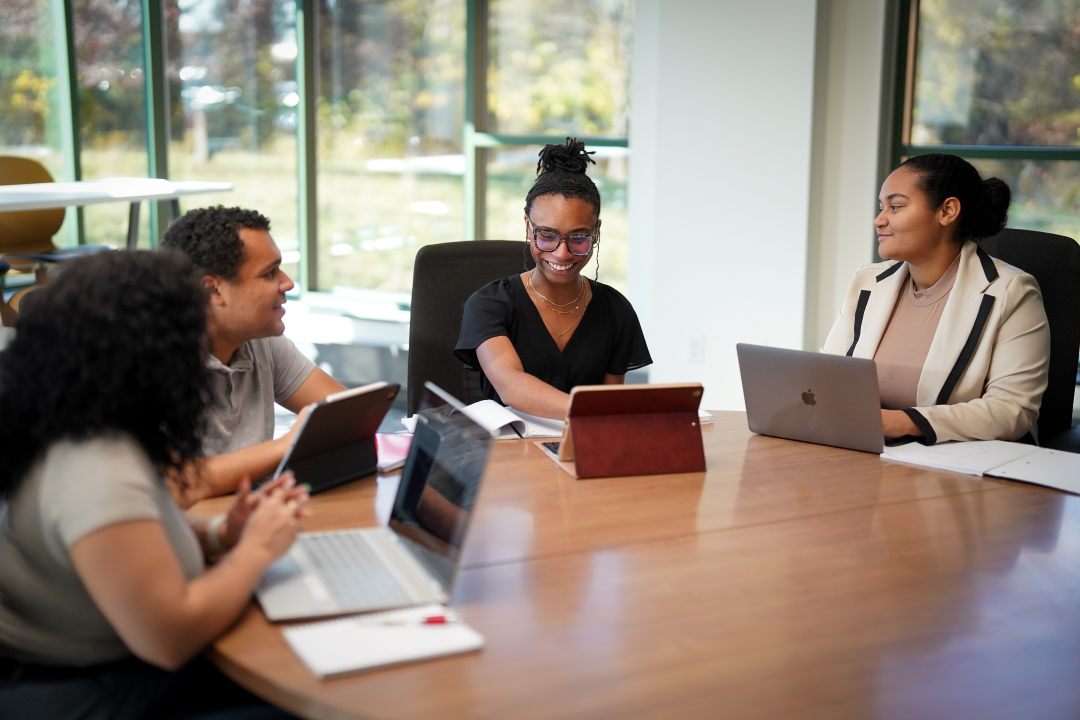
left=206, top=514, right=228, bottom=556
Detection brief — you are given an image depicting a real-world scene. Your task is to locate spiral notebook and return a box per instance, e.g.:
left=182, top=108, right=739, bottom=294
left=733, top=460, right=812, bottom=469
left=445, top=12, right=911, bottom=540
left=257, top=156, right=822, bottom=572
left=282, top=604, right=485, bottom=679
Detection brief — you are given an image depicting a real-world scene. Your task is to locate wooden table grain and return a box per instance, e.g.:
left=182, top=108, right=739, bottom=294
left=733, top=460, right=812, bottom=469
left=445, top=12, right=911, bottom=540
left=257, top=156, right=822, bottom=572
left=195, top=412, right=1080, bottom=720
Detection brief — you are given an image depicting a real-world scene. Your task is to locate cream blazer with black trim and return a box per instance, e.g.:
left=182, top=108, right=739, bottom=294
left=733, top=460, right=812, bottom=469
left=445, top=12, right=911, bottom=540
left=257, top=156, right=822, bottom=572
left=821, top=240, right=1050, bottom=445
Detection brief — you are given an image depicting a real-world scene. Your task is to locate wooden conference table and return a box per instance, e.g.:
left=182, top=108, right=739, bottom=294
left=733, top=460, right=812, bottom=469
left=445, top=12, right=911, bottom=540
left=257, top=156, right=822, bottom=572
left=193, top=412, right=1080, bottom=720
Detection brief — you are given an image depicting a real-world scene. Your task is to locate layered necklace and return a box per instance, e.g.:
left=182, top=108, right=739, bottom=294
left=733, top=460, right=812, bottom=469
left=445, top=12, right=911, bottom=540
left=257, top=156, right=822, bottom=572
left=526, top=273, right=590, bottom=343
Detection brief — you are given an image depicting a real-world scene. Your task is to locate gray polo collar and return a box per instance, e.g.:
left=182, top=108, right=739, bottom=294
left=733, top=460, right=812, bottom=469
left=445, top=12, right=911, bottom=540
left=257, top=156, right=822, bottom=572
left=206, top=341, right=255, bottom=375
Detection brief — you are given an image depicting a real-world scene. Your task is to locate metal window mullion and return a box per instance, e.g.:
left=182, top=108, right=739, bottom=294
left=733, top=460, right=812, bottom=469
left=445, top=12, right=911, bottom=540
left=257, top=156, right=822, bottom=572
left=903, top=145, right=1080, bottom=162
left=877, top=0, right=916, bottom=262
left=464, top=0, right=488, bottom=241
left=878, top=0, right=914, bottom=184
left=142, top=0, right=170, bottom=247
left=297, top=0, right=318, bottom=292
left=53, top=0, right=83, bottom=245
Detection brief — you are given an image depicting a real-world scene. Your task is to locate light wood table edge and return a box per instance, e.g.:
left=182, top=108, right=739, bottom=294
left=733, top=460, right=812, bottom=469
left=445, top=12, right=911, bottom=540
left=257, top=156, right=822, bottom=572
left=207, top=645, right=364, bottom=720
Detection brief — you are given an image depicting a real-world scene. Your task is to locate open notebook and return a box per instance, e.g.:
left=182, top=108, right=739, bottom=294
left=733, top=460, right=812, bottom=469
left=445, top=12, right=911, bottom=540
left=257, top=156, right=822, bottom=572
left=283, top=604, right=485, bottom=679
left=403, top=399, right=564, bottom=439
left=882, top=441, right=1080, bottom=494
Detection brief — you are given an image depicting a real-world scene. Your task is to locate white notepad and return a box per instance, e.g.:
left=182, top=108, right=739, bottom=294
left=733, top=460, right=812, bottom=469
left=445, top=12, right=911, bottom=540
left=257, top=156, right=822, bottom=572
left=282, top=604, right=485, bottom=679
left=881, top=440, right=1080, bottom=495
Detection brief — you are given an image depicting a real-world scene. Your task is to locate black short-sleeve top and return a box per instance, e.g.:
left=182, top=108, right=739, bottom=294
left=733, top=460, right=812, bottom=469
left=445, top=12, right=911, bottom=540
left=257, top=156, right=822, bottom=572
left=454, top=274, right=653, bottom=404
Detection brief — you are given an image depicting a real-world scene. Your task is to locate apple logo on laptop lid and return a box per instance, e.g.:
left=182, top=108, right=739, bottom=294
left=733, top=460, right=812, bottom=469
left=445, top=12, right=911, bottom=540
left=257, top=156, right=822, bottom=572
left=802, top=389, right=816, bottom=406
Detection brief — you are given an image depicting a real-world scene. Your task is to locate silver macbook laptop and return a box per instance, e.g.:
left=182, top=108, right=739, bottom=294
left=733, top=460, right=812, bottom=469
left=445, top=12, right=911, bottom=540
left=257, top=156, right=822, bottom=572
left=256, top=382, right=496, bottom=622
left=736, top=343, right=884, bottom=453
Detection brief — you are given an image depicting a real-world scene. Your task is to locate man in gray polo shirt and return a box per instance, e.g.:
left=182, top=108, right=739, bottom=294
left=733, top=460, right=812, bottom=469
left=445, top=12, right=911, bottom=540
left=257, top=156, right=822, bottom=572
left=163, top=207, right=346, bottom=500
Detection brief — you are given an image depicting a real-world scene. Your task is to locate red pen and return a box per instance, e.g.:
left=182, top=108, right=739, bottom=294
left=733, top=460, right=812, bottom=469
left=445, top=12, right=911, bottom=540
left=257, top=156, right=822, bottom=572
left=379, top=612, right=456, bottom=626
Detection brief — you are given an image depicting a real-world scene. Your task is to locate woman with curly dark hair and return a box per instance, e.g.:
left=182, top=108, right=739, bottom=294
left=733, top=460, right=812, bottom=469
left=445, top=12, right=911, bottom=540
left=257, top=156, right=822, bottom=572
left=454, top=138, right=652, bottom=419
left=0, top=251, right=306, bottom=718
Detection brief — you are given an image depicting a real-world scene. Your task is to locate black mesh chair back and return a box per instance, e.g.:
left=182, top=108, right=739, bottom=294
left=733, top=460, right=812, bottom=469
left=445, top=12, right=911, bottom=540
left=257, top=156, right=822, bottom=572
left=978, top=228, right=1080, bottom=442
left=407, top=240, right=535, bottom=416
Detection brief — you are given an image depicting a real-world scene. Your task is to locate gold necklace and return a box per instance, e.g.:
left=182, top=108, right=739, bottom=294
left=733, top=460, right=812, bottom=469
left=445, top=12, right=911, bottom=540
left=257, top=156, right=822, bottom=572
left=540, top=284, right=590, bottom=343
left=550, top=312, right=585, bottom=343
left=527, top=273, right=584, bottom=308
left=538, top=296, right=585, bottom=315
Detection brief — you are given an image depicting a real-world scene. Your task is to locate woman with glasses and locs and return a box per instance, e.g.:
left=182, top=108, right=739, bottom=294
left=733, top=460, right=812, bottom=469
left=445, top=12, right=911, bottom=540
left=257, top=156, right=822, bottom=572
left=455, top=138, right=652, bottom=420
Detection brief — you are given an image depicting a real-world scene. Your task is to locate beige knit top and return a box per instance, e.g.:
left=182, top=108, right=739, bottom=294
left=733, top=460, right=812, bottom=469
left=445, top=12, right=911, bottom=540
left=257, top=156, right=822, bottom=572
left=874, top=255, right=961, bottom=410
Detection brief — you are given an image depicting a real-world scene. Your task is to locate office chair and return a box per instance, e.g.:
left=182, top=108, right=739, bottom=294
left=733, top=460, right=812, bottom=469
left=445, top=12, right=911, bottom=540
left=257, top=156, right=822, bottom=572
left=407, top=240, right=535, bottom=416
left=979, top=228, right=1080, bottom=451
left=0, top=156, right=114, bottom=326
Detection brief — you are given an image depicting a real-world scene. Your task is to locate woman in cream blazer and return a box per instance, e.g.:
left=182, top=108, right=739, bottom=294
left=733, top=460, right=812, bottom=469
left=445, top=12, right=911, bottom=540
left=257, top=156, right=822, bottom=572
left=822, top=154, right=1049, bottom=445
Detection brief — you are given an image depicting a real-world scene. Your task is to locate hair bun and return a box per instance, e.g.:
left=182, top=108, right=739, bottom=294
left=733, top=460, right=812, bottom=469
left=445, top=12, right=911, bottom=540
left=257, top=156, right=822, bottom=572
left=536, top=137, right=596, bottom=176
left=969, top=176, right=1011, bottom=239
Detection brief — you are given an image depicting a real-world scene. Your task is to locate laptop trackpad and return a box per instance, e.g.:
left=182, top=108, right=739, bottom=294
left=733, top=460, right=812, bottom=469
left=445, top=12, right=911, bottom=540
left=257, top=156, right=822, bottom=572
left=257, top=553, right=338, bottom=620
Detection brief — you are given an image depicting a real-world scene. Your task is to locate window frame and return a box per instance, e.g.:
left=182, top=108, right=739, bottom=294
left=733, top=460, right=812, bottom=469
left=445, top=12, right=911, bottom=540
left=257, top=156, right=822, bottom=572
left=888, top=0, right=1080, bottom=175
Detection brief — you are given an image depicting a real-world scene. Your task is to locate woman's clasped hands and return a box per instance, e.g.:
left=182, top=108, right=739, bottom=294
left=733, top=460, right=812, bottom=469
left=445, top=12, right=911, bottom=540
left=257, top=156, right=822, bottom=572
left=216, top=472, right=311, bottom=560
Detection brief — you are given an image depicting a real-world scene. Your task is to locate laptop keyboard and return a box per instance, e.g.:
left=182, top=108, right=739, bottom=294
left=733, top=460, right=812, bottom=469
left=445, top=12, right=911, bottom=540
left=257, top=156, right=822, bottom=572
left=299, top=533, right=412, bottom=609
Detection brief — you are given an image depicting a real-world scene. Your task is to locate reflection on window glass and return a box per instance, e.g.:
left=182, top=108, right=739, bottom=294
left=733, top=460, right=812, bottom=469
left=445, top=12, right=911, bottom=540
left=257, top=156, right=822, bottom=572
left=486, top=145, right=629, bottom=293
left=0, top=0, right=71, bottom=242
left=488, top=0, right=633, bottom=137
left=969, top=159, right=1080, bottom=241
left=73, top=0, right=151, bottom=248
left=167, top=0, right=300, bottom=280
left=317, top=0, right=465, bottom=293
left=913, top=0, right=1080, bottom=147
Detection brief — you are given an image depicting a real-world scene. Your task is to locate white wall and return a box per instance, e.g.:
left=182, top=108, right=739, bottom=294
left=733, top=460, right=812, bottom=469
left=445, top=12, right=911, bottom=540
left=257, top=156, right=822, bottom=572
left=804, top=0, right=889, bottom=352
left=629, top=0, right=887, bottom=410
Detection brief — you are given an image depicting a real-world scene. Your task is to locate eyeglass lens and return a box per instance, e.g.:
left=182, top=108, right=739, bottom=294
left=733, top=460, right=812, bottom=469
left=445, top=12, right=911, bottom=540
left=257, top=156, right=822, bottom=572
left=533, top=230, right=594, bottom=256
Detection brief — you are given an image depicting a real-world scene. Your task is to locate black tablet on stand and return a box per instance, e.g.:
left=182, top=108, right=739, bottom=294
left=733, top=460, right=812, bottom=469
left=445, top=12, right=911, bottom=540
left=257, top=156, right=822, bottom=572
left=266, top=381, right=401, bottom=494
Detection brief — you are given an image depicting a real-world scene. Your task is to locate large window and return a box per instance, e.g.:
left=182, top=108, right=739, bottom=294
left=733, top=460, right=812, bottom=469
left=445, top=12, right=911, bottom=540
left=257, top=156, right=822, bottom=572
left=73, top=0, right=153, bottom=247
left=896, top=0, right=1080, bottom=241
left=3, top=0, right=635, bottom=393
left=167, top=0, right=301, bottom=279
left=482, top=0, right=632, bottom=292
left=5, top=0, right=634, bottom=283
left=316, top=0, right=465, bottom=294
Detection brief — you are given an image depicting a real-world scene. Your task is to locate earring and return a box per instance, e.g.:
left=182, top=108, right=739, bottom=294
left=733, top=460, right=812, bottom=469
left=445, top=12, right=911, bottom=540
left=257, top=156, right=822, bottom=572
left=594, top=241, right=601, bottom=283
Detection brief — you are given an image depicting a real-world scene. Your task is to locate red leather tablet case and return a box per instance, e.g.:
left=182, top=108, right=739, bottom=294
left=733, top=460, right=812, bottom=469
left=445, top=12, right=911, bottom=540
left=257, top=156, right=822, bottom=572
left=567, top=384, right=706, bottom=479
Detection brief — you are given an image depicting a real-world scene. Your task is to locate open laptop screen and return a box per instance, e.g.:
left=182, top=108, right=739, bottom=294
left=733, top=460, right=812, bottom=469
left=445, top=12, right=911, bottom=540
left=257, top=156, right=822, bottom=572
left=388, top=383, right=494, bottom=592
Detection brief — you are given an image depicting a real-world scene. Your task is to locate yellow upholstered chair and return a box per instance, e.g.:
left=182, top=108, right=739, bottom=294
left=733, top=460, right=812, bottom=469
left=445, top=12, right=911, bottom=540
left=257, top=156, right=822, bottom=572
left=0, top=155, right=67, bottom=262
left=0, top=156, right=112, bottom=325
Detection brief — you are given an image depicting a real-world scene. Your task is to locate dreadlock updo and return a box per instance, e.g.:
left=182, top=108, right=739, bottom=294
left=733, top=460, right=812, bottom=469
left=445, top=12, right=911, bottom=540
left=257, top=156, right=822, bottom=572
left=898, top=153, right=1011, bottom=242
left=524, top=137, right=601, bottom=218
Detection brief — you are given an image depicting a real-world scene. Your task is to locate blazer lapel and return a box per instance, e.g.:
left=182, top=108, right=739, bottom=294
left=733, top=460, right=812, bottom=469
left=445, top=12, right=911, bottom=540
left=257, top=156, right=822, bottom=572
left=916, top=242, right=997, bottom=406
left=849, top=261, right=907, bottom=359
